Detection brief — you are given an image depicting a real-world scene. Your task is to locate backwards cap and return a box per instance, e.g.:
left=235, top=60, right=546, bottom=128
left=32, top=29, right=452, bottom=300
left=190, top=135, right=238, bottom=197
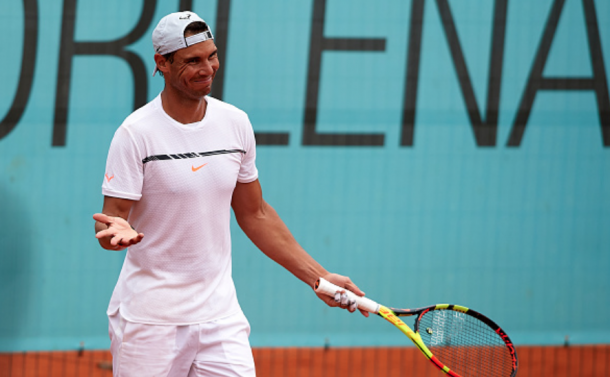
left=152, top=11, right=214, bottom=76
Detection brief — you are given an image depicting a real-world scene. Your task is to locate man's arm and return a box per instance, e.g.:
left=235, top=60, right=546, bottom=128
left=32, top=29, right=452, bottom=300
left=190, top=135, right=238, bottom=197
left=93, top=196, right=143, bottom=251
left=231, top=179, right=368, bottom=315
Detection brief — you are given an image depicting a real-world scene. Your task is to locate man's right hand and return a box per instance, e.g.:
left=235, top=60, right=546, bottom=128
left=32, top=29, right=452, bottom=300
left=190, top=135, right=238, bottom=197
left=93, top=213, right=144, bottom=250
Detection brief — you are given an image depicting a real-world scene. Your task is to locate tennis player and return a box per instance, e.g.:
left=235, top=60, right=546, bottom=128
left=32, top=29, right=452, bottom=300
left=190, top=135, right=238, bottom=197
left=93, top=11, right=366, bottom=377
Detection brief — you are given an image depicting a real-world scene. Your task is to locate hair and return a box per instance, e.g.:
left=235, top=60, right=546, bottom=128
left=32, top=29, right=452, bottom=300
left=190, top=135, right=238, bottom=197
left=157, top=21, right=211, bottom=77
left=184, top=21, right=210, bottom=38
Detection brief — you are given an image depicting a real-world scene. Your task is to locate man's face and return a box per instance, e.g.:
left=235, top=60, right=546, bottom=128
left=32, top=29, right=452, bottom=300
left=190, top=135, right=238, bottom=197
left=163, top=40, right=219, bottom=99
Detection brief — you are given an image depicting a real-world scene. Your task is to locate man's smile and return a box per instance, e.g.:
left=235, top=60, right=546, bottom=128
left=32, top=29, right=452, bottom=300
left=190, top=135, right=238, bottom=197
left=194, top=76, right=213, bottom=85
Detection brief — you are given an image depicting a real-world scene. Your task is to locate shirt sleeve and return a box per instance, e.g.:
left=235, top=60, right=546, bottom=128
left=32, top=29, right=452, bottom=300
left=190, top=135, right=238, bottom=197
left=237, top=115, right=259, bottom=183
left=101, top=125, right=144, bottom=200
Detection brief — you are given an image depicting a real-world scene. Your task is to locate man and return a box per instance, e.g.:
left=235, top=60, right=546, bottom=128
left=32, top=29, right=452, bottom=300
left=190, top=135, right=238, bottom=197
left=93, top=11, right=366, bottom=377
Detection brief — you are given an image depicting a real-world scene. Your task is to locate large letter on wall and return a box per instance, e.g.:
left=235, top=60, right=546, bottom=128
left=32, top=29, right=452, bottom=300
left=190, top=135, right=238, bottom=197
left=303, top=0, right=386, bottom=146
left=53, top=0, right=156, bottom=146
left=0, top=0, right=38, bottom=141
left=401, top=0, right=508, bottom=146
left=507, top=0, right=610, bottom=147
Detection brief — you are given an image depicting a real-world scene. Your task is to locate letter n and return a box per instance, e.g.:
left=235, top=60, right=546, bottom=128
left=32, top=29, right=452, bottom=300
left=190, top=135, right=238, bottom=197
left=402, top=0, right=508, bottom=146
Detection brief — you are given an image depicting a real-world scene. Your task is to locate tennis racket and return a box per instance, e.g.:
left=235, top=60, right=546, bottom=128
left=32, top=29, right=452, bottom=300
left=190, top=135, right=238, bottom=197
left=315, top=278, right=518, bottom=377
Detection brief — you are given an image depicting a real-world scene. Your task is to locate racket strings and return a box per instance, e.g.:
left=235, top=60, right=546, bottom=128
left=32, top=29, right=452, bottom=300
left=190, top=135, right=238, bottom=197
left=418, top=310, right=514, bottom=377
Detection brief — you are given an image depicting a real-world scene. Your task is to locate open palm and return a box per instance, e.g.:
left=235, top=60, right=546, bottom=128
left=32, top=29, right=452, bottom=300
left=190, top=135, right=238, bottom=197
left=93, top=213, right=144, bottom=250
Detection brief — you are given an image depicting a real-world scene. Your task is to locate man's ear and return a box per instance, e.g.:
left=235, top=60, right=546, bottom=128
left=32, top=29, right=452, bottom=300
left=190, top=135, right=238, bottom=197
left=154, top=53, right=169, bottom=75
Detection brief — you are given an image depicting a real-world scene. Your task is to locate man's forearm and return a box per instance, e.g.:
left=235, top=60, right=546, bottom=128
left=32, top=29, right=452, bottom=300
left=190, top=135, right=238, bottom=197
left=236, top=202, right=327, bottom=287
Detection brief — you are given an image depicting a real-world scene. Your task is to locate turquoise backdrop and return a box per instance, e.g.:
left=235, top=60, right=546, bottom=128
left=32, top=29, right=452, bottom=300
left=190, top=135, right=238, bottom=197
left=1, top=0, right=609, bottom=351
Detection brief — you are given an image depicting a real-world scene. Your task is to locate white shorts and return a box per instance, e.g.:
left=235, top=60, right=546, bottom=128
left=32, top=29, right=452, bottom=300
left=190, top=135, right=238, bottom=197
left=108, top=310, right=256, bottom=377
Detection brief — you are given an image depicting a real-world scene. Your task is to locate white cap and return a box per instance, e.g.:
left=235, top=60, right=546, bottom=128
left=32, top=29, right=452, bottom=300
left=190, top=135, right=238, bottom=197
left=152, top=11, right=214, bottom=76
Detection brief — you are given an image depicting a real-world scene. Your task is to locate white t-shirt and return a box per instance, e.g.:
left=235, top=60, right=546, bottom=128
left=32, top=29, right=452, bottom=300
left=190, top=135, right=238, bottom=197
left=102, top=94, right=258, bottom=325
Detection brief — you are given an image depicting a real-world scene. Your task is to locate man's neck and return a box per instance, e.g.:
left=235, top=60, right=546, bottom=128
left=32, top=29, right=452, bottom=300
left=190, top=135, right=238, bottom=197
left=160, top=89, right=207, bottom=124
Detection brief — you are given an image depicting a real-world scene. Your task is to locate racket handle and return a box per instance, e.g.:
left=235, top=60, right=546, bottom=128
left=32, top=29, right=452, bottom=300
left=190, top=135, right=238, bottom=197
left=315, top=278, right=380, bottom=314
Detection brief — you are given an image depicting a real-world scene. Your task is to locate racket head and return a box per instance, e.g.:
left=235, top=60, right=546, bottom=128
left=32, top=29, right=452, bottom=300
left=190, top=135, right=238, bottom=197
left=413, top=304, right=518, bottom=377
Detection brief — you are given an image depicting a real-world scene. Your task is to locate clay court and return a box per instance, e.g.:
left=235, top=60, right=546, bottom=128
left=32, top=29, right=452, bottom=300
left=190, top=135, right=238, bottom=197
left=2, top=345, right=609, bottom=376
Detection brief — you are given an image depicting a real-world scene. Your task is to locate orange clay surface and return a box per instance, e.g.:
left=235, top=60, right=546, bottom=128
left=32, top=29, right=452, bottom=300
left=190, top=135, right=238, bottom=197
left=1, top=345, right=608, bottom=377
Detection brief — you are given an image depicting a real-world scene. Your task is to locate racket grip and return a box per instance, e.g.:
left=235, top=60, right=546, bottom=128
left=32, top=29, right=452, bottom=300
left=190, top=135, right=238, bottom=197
left=315, top=278, right=380, bottom=314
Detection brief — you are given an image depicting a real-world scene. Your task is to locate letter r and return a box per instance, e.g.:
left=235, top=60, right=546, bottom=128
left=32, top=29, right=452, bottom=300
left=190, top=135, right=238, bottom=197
left=53, top=0, right=156, bottom=146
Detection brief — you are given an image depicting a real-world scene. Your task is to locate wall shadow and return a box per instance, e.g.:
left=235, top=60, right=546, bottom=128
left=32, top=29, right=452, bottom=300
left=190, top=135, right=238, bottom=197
left=0, top=183, right=32, bottom=349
